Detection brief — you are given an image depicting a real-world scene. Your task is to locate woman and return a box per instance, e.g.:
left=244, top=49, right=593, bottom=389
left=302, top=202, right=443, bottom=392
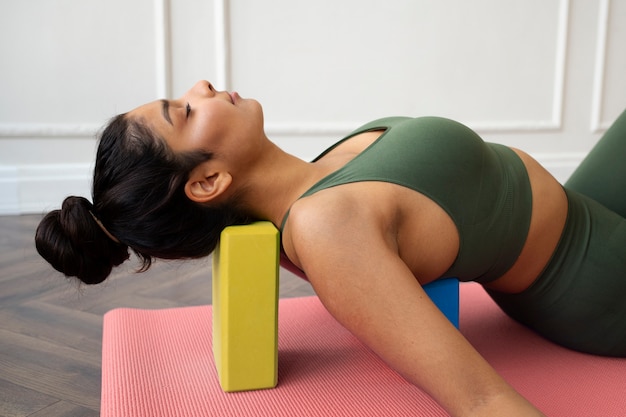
left=36, top=80, right=626, bottom=416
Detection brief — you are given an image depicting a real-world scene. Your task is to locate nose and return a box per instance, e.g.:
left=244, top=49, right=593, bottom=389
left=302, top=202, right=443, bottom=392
left=186, top=80, right=215, bottom=98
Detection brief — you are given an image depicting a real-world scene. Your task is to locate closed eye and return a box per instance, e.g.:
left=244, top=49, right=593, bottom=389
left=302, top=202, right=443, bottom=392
left=185, top=103, right=191, bottom=118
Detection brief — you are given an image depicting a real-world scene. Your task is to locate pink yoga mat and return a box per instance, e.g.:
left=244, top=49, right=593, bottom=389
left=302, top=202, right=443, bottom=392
left=101, top=283, right=626, bottom=416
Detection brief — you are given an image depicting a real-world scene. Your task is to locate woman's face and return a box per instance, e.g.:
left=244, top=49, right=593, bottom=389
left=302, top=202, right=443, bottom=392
left=129, top=80, right=264, bottom=156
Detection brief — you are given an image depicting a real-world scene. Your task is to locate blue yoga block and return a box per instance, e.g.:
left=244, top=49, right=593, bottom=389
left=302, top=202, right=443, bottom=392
left=423, top=278, right=459, bottom=328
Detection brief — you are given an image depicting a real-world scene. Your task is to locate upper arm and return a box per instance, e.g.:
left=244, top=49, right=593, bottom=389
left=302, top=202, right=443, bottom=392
left=283, top=199, right=536, bottom=417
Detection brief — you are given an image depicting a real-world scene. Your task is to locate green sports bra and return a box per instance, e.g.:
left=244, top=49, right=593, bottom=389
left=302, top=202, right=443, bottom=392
left=281, top=116, right=533, bottom=283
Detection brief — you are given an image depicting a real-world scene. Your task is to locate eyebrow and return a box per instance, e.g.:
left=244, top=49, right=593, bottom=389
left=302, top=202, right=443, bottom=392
left=160, top=99, right=173, bottom=126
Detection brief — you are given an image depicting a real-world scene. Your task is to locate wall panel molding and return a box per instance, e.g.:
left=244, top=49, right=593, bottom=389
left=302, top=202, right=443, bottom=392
left=265, top=116, right=567, bottom=139
left=155, top=0, right=172, bottom=99
left=0, top=0, right=172, bottom=138
left=590, top=0, right=611, bottom=133
left=0, top=123, right=101, bottom=138
left=214, top=0, right=231, bottom=90
left=252, top=0, right=571, bottom=137
left=549, top=0, right=570, bottom=131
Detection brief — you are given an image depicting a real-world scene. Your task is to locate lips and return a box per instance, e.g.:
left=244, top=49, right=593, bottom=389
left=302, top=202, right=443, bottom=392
left=229, top=91, right=239, bottom=104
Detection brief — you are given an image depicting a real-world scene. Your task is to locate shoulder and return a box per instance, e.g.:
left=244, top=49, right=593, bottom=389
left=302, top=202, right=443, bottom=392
left=281, top=185, right=398, bottom=278
left=282, top=192, right=361, bottom=259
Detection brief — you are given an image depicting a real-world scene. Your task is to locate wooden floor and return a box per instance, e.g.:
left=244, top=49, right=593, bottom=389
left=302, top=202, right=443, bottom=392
left=0, top=214, right=316, bottom=417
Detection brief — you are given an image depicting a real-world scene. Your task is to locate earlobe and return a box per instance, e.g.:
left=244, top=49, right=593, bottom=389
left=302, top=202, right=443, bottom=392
left=184, top=172, right=233, bottom=203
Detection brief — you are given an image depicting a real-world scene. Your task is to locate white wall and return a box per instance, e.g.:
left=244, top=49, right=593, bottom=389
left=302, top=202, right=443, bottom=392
left=1, top=0, right=625, bottom=215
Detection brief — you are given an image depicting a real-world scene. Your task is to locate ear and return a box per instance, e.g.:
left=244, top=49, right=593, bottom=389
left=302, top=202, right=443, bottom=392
left=184, top=162, right=233, bottom=204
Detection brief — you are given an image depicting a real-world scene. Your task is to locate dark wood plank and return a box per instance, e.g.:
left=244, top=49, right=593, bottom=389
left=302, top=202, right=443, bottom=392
left=28, top=401, right=100, bottom=417
left=0, top=328, right=101, bottom=410
left=0, top=379, right=58, bottom=417
left=0, top=214, right=317, bottom=416
left=0, top=301, right=103, bottom=353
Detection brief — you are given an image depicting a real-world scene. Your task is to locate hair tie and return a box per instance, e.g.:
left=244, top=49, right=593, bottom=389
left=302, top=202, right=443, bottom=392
left=89, top=211, right=121, bottom=244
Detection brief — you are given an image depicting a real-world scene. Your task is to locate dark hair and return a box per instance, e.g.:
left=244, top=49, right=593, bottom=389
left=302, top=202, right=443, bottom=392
left=35, top=113, right=252, bottom=285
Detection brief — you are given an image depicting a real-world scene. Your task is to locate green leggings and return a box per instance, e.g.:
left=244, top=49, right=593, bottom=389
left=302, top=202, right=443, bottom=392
left=487, top=109, right=626, bottom=356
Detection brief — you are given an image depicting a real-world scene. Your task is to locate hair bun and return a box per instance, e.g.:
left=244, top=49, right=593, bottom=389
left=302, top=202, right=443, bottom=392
left=35, top=196, right=129, bottom=284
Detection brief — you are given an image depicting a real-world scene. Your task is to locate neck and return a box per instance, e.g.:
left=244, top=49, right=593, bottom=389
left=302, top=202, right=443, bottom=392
left=235, top=140, right=328, bottom=229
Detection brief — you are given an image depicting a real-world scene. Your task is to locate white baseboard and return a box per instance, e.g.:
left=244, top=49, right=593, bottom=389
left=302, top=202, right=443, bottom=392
left=0, top=154, right=583, bottom=216
left=0, top=163, right=92, bottom=215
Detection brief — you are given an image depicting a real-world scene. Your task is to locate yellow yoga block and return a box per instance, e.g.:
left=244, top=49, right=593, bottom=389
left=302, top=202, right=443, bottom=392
left=212, top=221, right=279, bottom=392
